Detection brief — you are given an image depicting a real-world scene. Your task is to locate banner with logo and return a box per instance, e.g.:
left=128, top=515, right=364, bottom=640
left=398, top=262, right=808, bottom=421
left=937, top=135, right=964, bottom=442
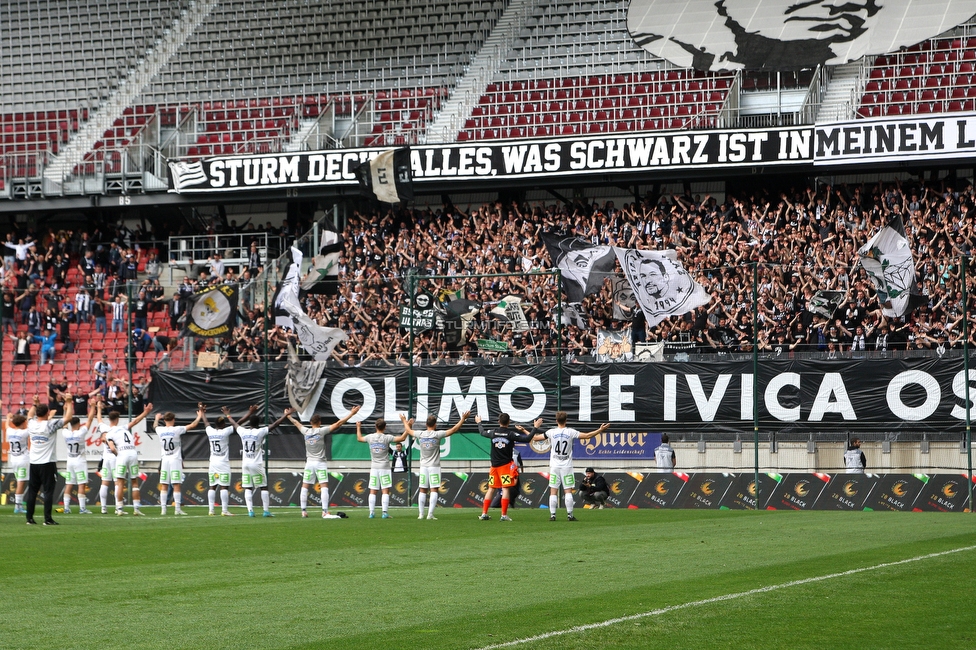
left=521, top=431, right=662, bottom=461
left=168, top=126, right=814, bottom=194
left=184, top=284, right=239, bottom=338
left=1, top=472, right=970, bottom=510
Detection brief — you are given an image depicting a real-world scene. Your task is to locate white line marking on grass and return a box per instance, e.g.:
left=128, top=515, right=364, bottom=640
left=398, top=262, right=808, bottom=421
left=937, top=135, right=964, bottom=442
left=474, top=544, right=976, bottom=650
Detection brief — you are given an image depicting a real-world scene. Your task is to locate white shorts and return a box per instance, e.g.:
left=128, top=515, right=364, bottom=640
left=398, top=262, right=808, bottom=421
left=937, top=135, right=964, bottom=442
left=368, top=467, right=393, bottom=490
left=114, top=451, right=139, bottom=480
left=303, top=459, right=329, bottom=485
left=240, top=459, right=266, bottom=488
left=65, top=457, right=88, bottom=484
left=417, top=465, right=442, bottom=490
left=548, top=465, right=576, bottom=490
left=208, top=460, right=231, bottom=486
left=101, top=454, right=117, bottom=481
left=8, top=454, right=29, bottom=481
left=160, top=456, right=184, bottom=484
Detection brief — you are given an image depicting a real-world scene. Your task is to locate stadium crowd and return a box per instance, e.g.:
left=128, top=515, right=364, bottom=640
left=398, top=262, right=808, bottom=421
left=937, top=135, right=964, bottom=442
left=289, top=177, right=976, bottom=365
left=4, top=177, right=976, bottom=372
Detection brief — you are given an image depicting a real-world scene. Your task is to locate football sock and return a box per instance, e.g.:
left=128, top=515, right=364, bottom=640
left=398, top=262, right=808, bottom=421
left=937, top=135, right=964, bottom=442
left=220, top=489, right=229, bottom=512
left=427, top=493, right=437, bottom=518
left=174, top=492, right=182, bottom=507
left=244, top=489, right=254, bottom=511
left=481, top=496, right=490, bottom=515
left=160, top=488, right=169, bottom=509
left=261, top=490, right=270, bottom=512
left=208, top=488, right=216, bottom=511
left=98, top=485, right=108, bottom=507
left=14, top=494, right=23, bottom=507
left=381, top=493, right=390, bottom=513
left=115, top=486, right=124, bottom=508
left=78, top=495, right=86, bottom=510
left=418, top=492, right=427, bottom=516
left=564, top=493, right=575, bottom=515
left=321, top=487, right=329, bottom=513
left=133, top=499, right=141, bottom=510
left=300, top=487, right=309, bottom=510
left=501, top=498, right=509, bottom=516
left=368, top=493, right=376, bottom=514
left=549, top=494, right=558, bottom=515
left=64, top=490, right=72, bottom=510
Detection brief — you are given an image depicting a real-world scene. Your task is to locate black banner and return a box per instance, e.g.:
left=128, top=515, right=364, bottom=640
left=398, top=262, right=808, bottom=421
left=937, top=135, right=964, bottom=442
left=1, top=472, right=970, bottom=511
left=151, top=357, right=974, bottom=435
left=168, top=126, right=812, bottom=194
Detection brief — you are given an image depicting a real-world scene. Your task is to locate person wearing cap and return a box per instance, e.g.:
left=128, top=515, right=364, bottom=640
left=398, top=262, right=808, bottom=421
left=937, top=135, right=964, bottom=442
left=844, top=438, right=866, bottom=474
left=579, top=468, right=609, bottom=509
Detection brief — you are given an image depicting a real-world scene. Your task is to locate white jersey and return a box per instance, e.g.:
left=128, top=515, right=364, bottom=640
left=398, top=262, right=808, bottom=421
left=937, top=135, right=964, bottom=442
left=206, top=425, right=234, bottom=462
left=655, top=442, right=675, bottom=472
left=63, top=425, right=88, bottom=459
left=364, top=432, right=395, bottom=468
left=298, top=425, right=330, bottom=462
left=156, top=425, right=187, bottom=458
left=844, top=449, right=865, bottom=473
left=28, top=418, right=61, bottom=464
left=5, top=426, right=29, bottom=458
left=104, top=424, right=136, bottom=454
left=544, top=426, right=581, bottom=467
left=237, top=426, right=269, bottom=461
left=416, top=430, right=448, bottom=467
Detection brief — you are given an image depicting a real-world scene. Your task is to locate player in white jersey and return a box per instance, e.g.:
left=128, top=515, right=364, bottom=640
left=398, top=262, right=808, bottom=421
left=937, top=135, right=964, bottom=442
left=287, top=405, right=360, bottom=519
left=524, top=411, right=609, bottom=522
left=200, top=405, right=243, bottom=516
left=3, top=402, right=31, bottom=514
left=62, top=402, right=97, bottom=514
left=153, top=405, right=204, bottom=515
left=25, top=395, right=74, bottom=525
left=235, top=407, right=293, bottom=517
left=94, top=400, right=117, bottom=513
left=103, top=402, right=153, bottom=515
left=400, top=410, right=470, bottom=520
left=356, top=417, right=409, bottom=518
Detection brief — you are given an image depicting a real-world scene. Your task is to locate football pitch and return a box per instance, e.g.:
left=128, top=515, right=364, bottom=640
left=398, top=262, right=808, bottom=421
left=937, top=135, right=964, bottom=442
left=3, top=506, right=975, bottom=650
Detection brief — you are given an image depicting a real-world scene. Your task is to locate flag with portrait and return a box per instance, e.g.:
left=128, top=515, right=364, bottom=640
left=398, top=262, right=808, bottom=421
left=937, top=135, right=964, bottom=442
left=614, top=248, right=710, bottom=328
left=857, top=215, right=925, bottom=318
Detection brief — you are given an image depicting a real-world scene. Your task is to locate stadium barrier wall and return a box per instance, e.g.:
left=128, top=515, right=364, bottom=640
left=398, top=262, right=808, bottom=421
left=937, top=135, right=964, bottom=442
left=4, top=471, right=971, bottom=512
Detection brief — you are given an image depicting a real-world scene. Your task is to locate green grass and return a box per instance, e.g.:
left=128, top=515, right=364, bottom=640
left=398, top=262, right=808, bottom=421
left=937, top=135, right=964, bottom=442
left=3, top=505, right=975, bottom=650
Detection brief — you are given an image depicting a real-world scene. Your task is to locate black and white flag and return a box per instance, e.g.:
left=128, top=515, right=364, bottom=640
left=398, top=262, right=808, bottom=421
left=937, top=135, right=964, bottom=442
left=352, top=148, right=414, bottom=204
left=541, top=233, right=616, bottom=303
left=858, top=216, right=925, bottom=318
left=183, top=283, right=238, bottom=338
left=301, top=221, right=343, bottom=295
left=272, top=245, right=348, bottom=360
left=490, top=295, right=529, bottom=333
left=614, top=248, right=710, bottom=328
left=168, top=161, right=208, bottom=192
left=611, top=274, right=639, bottom=320
left=560, top=303, right=588, bottom=329
left=808, top=290, right=847, bottom=319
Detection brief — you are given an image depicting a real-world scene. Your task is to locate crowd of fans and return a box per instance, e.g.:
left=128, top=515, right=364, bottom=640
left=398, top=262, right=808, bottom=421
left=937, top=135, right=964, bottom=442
left=254, top=176, right=976, bottom=366
left=5, top=176, right=976, bottom=373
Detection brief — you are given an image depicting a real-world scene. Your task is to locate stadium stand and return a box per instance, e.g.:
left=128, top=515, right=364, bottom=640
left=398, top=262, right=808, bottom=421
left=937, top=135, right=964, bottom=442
left=859, top=36, right=976, bottom=117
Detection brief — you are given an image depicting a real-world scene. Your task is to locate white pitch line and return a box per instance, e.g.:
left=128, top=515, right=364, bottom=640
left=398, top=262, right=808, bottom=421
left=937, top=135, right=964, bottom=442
left=474, top=544, right=976, bottom=650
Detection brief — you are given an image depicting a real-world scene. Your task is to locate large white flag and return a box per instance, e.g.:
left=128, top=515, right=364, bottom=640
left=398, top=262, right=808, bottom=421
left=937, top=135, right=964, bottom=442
left=273, top=246, right=348, bottom=360
left=858, top=216, right=924, bottom=318
left=614, top=248, right=710, bottom=328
